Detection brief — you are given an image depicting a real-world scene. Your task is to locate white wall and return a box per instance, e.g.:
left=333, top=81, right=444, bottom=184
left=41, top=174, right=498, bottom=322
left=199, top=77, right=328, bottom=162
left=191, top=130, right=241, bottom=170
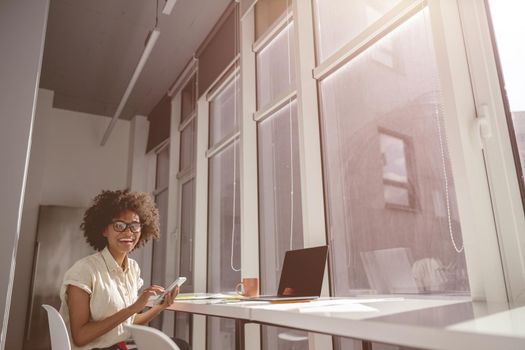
left=40, top=99, right=130, bottom=207
left=6, top=89, right=131, bottom=349
left=0, top=1, right=50, bottom=349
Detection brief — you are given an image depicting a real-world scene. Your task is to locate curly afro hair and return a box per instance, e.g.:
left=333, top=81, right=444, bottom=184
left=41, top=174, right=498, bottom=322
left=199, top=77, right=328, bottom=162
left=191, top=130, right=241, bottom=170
left=81, top=190, right=160, bottom=251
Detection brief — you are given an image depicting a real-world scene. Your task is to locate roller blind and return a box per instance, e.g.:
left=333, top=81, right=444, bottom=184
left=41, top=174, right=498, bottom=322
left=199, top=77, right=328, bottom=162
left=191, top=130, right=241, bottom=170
left=146, top=95, right=171, bottom=153
left=197, top=3, right=239, bottom=97
left=255, top=0, right=289, bottom=41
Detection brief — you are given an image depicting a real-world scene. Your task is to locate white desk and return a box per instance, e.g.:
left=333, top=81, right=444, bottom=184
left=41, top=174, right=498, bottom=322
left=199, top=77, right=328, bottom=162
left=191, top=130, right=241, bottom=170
left=165, top=296, right=525, bottom=350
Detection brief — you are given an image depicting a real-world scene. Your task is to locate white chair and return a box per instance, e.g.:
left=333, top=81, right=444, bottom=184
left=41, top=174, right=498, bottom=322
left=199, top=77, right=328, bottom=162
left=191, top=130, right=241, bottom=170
left=42, top=304, right=71, bottom=350
left=125, top=324, right=180, bottom=350
left=278, top=331, right=308, bottom=350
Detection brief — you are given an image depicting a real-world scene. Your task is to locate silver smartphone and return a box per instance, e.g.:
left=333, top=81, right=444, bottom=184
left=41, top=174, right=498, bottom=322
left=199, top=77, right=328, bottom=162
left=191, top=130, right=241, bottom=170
left=152, top=276, right=186, bottom=304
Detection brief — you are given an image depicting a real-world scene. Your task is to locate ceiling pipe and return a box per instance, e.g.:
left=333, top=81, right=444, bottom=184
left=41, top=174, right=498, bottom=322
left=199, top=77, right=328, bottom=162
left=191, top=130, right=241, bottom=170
left=100, top=28, right=160, bottom=146
left=162, top=0, right=177, bottom=15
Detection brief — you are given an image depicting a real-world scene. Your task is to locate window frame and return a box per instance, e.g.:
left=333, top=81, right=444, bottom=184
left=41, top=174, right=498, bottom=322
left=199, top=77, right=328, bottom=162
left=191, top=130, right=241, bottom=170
left=456, top=0, right=525, bottom=305
left=312, top=0, right=508, bottom=303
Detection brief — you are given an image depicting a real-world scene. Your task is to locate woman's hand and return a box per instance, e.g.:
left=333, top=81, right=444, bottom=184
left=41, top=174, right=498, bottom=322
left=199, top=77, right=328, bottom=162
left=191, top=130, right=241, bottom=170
left=132, top=285, right=179, bottom=325
left=130, top=285, right=165, bottom=313
left=159, top=286, right=179, bottom=310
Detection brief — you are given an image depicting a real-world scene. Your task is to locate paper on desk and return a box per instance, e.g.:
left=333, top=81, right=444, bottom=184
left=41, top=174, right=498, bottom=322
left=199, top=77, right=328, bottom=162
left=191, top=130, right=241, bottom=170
left=176, top=293, right=212, bottom=300
left=298, top=303, right=378, bottom=313
left=175, top=293, right=243, bottom=301
left=210, top=293, right=243, bottom=300
left=253, top=303, right=311, bottom=310
left=251, top=299, right=384, bottom=312
left=306, top=298, right=403, bottom=305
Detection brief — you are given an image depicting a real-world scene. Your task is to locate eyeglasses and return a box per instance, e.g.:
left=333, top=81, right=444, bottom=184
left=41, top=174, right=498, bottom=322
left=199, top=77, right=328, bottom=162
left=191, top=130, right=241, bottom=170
left=112, top=220, right=142, bottom=233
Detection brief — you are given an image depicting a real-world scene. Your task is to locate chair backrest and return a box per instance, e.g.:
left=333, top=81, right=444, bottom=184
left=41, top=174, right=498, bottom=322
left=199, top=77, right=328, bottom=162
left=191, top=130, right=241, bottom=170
left=42, top=304, right=71, bottom=350
left=125, top=324, right=180, bottom=350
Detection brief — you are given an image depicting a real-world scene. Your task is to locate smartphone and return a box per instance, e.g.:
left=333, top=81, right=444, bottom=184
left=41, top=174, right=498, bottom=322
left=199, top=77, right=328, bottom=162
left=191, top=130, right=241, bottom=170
left=152, top=277, right=187, bottom=304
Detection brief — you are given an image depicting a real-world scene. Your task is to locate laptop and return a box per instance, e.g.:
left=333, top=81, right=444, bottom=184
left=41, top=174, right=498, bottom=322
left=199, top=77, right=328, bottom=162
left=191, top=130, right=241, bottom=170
left=249, top=245, right=328, bottom=301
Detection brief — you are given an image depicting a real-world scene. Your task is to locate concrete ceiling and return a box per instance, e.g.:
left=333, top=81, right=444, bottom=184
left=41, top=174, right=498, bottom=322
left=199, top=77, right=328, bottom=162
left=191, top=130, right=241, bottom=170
left=39, top=0, right=231, bottom=120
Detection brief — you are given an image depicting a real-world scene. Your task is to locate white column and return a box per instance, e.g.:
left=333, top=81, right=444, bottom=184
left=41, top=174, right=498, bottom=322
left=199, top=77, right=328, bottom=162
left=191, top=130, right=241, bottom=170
left=292, top=0, right=328, bottom=249
left=168, top=94, right=182, bottom=282
left=0, top=1, right=50, bottom=348
left=293, top=0, right=332, bottom=349
left=192, top=96, right=210, bottom=350
left=239, top=2, right=259, bottom=289
left=239, top=6, right=262, bottom=350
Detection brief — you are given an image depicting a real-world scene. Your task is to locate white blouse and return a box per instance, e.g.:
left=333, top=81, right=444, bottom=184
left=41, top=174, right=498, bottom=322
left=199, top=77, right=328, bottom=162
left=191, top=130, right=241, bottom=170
left=59, top=247, right=143, bottom=350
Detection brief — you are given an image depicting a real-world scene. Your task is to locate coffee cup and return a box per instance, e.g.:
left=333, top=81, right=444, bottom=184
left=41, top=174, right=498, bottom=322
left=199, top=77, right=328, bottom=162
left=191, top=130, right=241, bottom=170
left=235, top=277, right=259, bottom=297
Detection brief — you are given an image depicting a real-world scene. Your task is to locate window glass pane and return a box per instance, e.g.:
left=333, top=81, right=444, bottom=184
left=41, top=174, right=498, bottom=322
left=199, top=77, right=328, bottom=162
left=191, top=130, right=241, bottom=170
left=181, top=75, right=197, bottom=124
left=152, top=190, right=169, bottom=286
left=180, top=179, right=195, bottom=292
left=175, top=313, right=192, bottom=347
left=255, top=0, right=290, bottom=41
left=179, top=119, right=196, bottom=173
left=319, top=9, right=470, bottom=296
left=209, top=75, right=240, bottom=148
left=207, top=317, right=235, bottom=350
left=156, top=146, right=170, bottom=189
left=336, top=337, right=424, bottom=350
left=208, top=142, right=241, bottom=292
left=207, top=143, right=240, bottom=350
left=257, top=22, right=296, bottom=110
left=313, top=0, right=402, bottom=62
left=150, top=189, right=169, bottom=330
left=258, top=101, right=307, bottom=350
left=487, top=1, right=525, bottom=186
left=380, top=130, right=415, bottom=209
left=258, top=101, right=303, bottom=293
left=152, top=148, right=169, bottom=330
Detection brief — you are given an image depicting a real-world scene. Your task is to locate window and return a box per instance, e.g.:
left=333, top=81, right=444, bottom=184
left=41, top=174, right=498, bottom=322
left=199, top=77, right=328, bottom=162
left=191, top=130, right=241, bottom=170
left=314, top=4, right=470, bottom=348
left=151, top=144, right=170, bottom=329
left=173, top=177, right=194, bottom=344
left=258, top=102, right=306, bottom=350
left=314, top=0, right=403, bottom=62
left=208, top=143, right=241, bottom=292
left=486, top=1, right=525, bottom=190
left=318, top=3, right=469, bottom=297
left=206, top=73, right=241, bottom=350
left=179, top=119, right=195, bottom=174
left=209, top=76, right=240, bottom=148
left=181, top=74, right=197, bottom=125
left=379, top=128, right=416, bottom=209
left=258, top=101, right=303, bottom=292
left=179, top=179, right=195, bottom=292
left=174, top=74, right=198, bottom=344
left=255, top=12, right=308, bottom=350
left=256, top=21, right=296, bottom=110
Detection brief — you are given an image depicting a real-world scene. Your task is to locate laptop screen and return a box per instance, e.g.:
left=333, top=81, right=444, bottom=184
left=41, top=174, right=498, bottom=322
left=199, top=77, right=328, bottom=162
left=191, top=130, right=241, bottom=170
left=277, top=245, right=328, bottom=297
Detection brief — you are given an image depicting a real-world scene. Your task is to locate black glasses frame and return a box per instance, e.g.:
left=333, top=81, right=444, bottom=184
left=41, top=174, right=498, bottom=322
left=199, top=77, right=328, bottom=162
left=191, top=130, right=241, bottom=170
left=112, top=220, right=142, bottom=233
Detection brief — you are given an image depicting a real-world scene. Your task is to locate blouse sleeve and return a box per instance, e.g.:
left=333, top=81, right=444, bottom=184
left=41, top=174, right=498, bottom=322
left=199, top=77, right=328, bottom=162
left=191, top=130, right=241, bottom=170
left=60, top=260, right=93, bottom=301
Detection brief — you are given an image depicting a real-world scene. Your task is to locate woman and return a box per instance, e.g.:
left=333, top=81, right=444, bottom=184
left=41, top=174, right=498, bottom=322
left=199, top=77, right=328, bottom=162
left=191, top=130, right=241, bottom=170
left=59, top=190, right=181, bottom=350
